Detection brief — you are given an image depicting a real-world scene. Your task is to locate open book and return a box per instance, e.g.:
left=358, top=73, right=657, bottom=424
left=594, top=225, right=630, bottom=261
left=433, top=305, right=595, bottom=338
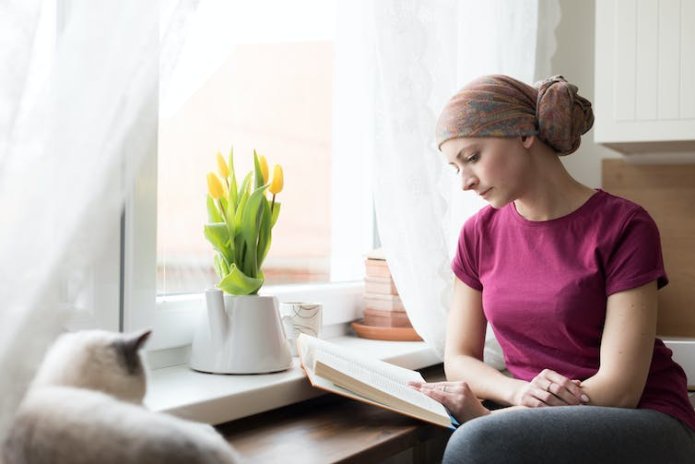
left=296, top=334, right=452, bottom=428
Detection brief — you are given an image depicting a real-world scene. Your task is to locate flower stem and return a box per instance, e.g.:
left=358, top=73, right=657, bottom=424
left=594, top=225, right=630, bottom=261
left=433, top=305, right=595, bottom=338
left=217, top=198, right=226, bottom=220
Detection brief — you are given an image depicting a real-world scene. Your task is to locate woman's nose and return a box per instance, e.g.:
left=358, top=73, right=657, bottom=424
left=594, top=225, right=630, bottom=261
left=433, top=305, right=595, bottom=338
left=461, top=172, right=477, bottom=191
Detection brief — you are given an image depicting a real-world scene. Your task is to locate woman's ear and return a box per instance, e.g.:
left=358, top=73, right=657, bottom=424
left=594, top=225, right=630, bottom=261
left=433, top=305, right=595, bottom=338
left=520, top=135, right=535, bottom=149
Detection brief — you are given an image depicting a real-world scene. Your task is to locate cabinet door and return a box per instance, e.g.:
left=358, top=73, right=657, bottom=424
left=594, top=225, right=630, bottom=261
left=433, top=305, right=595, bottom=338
left=603, top=159, right=695, bottom=386
left=595, top=0, right=695, bottom=153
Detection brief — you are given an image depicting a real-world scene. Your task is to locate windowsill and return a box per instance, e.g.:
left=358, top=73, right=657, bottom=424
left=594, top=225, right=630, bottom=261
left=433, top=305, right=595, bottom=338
left=144, top=335, right=442, bottom=425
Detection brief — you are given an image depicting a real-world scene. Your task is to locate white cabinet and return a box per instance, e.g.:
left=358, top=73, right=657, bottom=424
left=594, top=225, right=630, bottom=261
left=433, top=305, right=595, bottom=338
left=595, top=0, right=695, bottom=154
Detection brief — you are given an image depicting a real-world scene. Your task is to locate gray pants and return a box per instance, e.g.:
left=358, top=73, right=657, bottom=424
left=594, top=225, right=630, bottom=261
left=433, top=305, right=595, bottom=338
left=443, top=406, right=695, bottom=464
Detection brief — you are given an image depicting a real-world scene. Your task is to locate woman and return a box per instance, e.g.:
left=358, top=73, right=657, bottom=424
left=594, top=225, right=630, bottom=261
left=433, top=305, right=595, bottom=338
left=409, top=75, right=695, bottom=463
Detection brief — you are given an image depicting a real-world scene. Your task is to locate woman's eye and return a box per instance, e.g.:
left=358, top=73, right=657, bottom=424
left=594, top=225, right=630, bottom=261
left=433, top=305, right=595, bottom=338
left=466, top=153, right=480, bottom=163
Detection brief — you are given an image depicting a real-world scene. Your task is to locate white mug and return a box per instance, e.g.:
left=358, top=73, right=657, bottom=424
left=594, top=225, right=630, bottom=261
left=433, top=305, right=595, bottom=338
left=280, top=302, right=323, bottom=356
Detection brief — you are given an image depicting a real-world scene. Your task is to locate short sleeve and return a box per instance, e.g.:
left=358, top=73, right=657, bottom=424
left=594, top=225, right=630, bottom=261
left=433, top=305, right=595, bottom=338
left=452, top=215, right=483, bottom=291
left=605, top=207, right=669, bottom=295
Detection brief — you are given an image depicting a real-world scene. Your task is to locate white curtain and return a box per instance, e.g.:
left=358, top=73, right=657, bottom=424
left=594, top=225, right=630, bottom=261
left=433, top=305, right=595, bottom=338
left=365, top=0, right=561, bottom=359
left=0, top=0, right=197, bottom=441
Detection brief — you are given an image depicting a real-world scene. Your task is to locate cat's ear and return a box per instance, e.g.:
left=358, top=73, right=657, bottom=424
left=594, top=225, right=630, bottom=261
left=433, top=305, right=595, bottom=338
left=125, top=330, right=152, bottom=352
left=114, top=330, right=151, bottom=374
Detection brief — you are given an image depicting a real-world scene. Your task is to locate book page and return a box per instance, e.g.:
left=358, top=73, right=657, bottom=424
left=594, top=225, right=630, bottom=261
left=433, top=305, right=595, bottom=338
left=297, top=334, right=423, bottom=385
left=314, top=350, right=448, bottom=419
left=297, top=334, right=450, bottom=427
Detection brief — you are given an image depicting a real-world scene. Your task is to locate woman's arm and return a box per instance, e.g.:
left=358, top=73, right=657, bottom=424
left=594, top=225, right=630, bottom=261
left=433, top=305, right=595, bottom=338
left=445, top=277, right=589, bottom=407
left=579, top=280, right=658, bottom=408
left=444, top=277, right=530, bottom=406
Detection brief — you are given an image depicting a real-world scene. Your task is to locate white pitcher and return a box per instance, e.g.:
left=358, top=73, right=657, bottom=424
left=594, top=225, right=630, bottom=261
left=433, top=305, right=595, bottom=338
left=190, top=289, right=293, bottom=374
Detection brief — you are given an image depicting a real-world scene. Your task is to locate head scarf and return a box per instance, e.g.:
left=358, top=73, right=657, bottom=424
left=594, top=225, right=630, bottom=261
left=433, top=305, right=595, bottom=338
left=435, top=75, right=594, bottom=156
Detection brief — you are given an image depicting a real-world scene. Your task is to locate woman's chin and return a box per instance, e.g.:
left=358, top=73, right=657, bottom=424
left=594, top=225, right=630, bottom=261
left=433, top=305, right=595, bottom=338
left=486, top=195, right=510, bottom=210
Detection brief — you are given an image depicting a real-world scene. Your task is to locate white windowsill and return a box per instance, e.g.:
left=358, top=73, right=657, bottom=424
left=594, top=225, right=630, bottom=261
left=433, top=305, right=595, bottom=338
left=144, top=335, right=442, bottom=425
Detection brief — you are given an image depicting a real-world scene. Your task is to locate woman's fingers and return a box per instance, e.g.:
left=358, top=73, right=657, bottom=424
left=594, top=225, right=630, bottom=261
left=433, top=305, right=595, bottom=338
left=539, top=369, right=589, bottom=405
left=407, top=380, right=424, bottom=389
left=420, top=385, right=449, bottom=403
left=543, top=370, right=590, bottom=404
left=419, top=381, right=491, bottom=423
left=529, top=370, right=590, bottom=406
left=547, top=381, right=589, bottom=405
left=409, top=381, right=459, bottom=393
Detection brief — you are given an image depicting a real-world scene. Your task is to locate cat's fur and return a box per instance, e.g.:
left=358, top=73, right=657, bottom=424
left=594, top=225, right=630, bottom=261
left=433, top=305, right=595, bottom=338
left=2, top=330, right=241, bottom=464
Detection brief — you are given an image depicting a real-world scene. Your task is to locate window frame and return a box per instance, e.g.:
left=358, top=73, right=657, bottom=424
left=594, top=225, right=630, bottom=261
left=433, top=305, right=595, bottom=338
left=121, top=40, right=376, bottom=353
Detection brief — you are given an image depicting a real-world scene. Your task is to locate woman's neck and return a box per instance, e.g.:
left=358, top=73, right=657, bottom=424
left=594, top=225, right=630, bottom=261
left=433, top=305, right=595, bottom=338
left=513, top=152, right=595, bottom=222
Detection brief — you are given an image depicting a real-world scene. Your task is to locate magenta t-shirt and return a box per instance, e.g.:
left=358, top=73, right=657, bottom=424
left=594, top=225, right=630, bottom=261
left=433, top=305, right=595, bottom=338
left=452, top=189, right=695, bottom=431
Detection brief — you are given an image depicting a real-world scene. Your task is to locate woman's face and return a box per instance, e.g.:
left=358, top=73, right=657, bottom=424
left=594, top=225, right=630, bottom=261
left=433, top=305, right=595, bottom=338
left=440, top=136, right=532, bottom=208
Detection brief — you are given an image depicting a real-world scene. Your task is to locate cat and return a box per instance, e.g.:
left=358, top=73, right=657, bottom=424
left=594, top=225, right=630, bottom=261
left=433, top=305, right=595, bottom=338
left=2, top=330, right=241, bottom=464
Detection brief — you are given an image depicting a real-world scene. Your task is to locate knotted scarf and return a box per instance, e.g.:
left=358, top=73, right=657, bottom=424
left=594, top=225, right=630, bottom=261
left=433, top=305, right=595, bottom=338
left=435, top=75, right=594, bottom=156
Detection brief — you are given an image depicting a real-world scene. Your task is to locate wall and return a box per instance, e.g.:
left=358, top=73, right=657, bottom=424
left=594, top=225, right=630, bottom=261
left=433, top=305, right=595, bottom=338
left=551, top=0, right=619, bottom=187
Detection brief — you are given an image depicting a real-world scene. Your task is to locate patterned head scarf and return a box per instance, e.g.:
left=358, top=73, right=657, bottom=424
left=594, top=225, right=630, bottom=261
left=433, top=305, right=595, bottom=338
left=435, top=75, right=594, bottom=156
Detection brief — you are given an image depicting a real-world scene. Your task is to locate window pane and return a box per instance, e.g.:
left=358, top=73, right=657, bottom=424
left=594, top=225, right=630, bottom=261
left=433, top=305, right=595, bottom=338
left=157, top=3, right=335, bottom=295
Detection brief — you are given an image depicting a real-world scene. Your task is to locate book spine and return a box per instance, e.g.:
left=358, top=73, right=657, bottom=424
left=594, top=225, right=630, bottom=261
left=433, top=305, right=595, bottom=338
left=364, top=276, right=398, bottom=295
left=362, top=317, right=412, bottom=328
left=365, top=258, right=391, bottom=278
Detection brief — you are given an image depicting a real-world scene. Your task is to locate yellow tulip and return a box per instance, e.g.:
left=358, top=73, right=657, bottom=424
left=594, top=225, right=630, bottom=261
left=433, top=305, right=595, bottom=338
left=207, top=172, right=225, bottom=199
left=259, top=155, right=269, bottom=184
left=216, top=151, right=229, bottom=178
left=269, top=164, right=284, bottom=194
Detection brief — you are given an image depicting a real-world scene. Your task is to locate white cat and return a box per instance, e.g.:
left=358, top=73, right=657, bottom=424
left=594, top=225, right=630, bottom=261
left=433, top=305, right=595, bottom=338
left=2, top=330, right=241, bottom=464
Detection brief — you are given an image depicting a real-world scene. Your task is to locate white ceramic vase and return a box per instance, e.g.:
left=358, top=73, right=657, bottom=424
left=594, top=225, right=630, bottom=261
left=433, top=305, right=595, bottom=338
left=190, top=289, right=293, bottom=374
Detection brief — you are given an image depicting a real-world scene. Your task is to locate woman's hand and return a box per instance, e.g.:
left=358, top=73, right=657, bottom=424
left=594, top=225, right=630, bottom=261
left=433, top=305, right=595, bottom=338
left=514, top=369, right=590, bottom=407
left=408, top=380, right=490, bottom=424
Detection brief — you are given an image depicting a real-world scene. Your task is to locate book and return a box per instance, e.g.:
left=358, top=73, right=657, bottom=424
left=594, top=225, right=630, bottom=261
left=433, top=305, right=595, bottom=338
left=364, top=308, right=412, bottom=328
left=296, top=333, right=452, bottom=428
left=365, top=276, right=399, bottom=295
left=364, top=248, right=386, bottom=261
left=365, top=258, right=391, bottom=278
left=364, top=292, right=402, bottom=303
left=364, top=292, right=405, bottom=312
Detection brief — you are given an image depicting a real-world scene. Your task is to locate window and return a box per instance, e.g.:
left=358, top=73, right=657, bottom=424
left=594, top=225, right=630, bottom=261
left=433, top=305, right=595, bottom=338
left=157, top=1, right=339, bottom=295
left=123, top=1, right=374, bottom=351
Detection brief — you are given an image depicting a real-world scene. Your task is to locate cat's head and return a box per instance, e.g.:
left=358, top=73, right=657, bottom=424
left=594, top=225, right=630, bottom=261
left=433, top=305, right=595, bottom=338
left=31, top=330, right=151, bottom=404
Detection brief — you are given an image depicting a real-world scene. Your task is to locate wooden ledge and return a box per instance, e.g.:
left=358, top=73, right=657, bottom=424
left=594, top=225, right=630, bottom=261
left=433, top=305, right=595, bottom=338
left=217, top=365, right=451, bottom=463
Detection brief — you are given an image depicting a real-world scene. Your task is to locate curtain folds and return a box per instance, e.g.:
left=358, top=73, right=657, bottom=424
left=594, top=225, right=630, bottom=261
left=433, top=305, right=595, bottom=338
left=0, top=0, right=197, bottom=441
left=0, top=0, right=561, bottom=442
left=369, top=0, right=561, bottom=359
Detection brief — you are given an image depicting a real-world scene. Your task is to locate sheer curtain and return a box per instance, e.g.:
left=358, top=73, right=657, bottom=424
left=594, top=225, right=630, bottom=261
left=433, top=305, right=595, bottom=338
left=0, top=0, right=197, bottom=441
left=365, top=0, right=561, bottom=359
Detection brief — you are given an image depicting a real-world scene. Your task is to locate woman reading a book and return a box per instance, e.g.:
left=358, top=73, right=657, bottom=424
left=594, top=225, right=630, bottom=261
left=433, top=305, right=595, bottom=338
left=409, top=75, right=695, bottom=463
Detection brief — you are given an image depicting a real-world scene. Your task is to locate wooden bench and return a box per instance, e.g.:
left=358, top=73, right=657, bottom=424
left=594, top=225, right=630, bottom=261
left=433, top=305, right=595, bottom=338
left=217, top=365, right=452, bottom=463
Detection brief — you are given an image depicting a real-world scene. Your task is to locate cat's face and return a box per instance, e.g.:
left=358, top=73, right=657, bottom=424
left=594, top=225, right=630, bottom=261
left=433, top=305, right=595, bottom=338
left=31, top=330, right=151, bottom=404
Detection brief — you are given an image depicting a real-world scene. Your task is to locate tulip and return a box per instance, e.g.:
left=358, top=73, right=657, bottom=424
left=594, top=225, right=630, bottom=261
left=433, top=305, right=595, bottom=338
left=259, top=155, right=269, bottom=184
left=269, top=164, right=284, bottom=194
left=269, top=164, right=283, bottom=214
left=203, top=149, right=284, bottom=295
left=207, top=172, right=225, bottom=199
left=216, top=151, right=229, bottom=179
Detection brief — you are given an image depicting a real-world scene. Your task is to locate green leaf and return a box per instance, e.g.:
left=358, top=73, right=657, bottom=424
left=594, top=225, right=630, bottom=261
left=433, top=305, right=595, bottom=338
left=219, top=196, right=229, bottom=219
left=239, top=184, right=269, bottom=278
left=224, top=197, right=236, bottom=247
left=217, top=263, right=264, bottom=295
left=219, top=254, right=230, bottom=275
left=213, top=254, right=224, bottom=279
left=234, top=172, right=253, bottom=235
left=213, top=253, right=230, bottom=279
left=206, top=194, right=222, bottom=223
left=256, top=198, right=272, bottom=268
left=234, top=232, right=246, bottom=269
left=253, top=149, right=263, bottom=189
left=228, top=147, right=238, bottom=209
left=270, top=202, right=281, bottom=228
left=204, top=223, right=233, bottom=264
